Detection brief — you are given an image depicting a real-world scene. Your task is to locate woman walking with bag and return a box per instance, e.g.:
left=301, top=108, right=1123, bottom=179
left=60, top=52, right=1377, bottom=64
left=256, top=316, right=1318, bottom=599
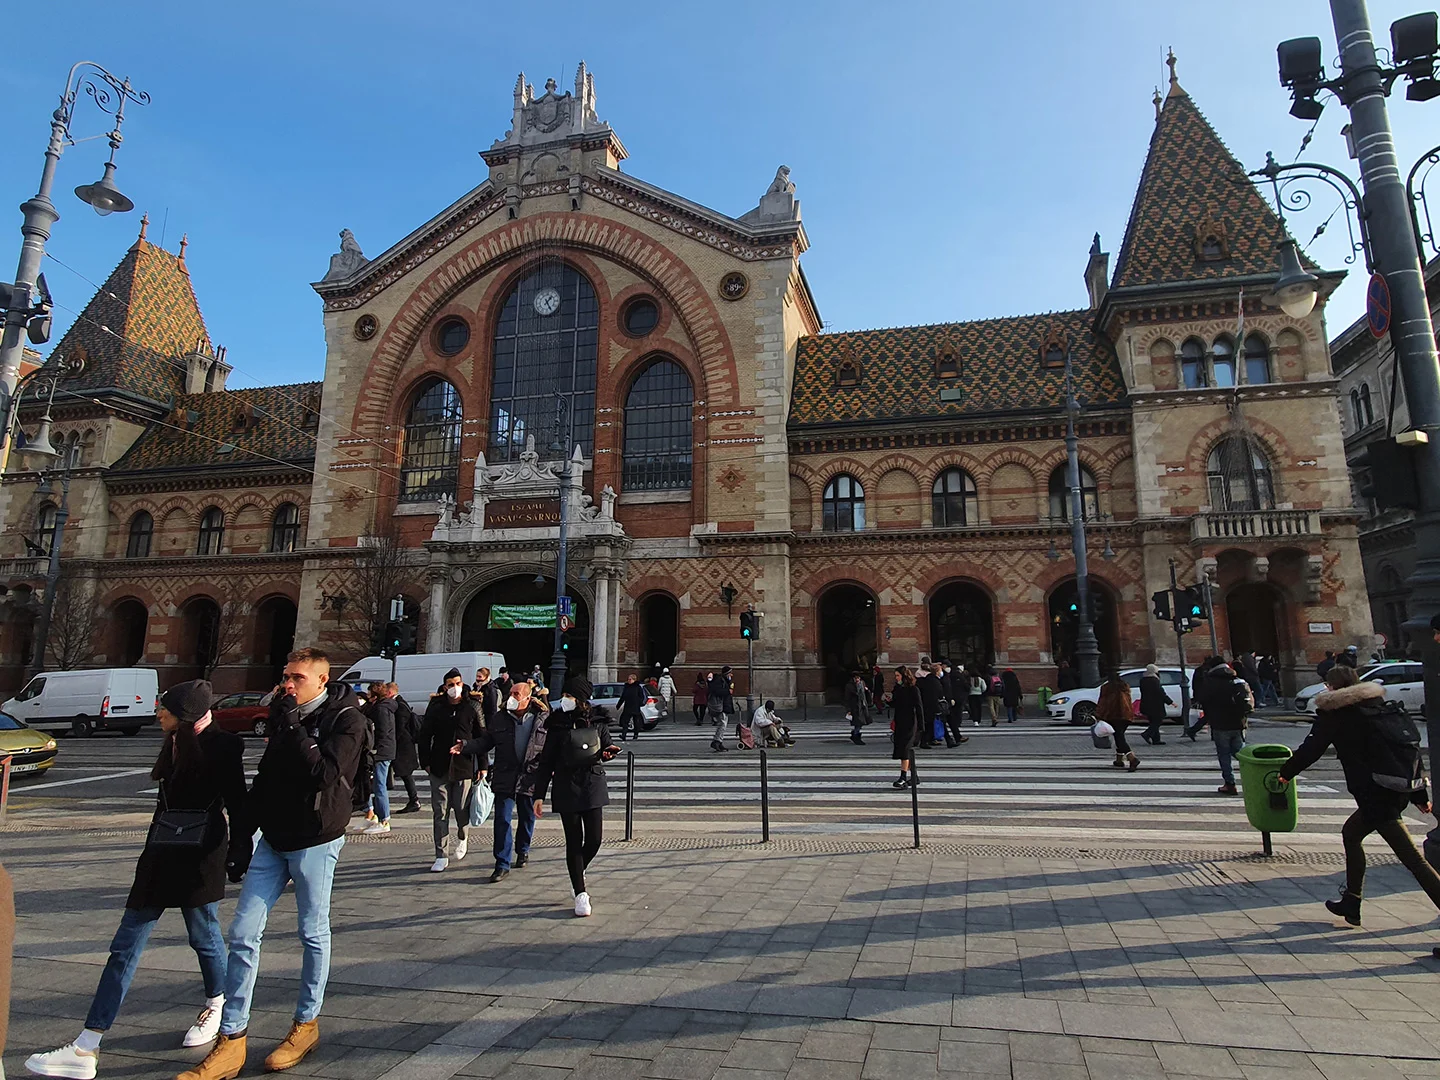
left=1001, top=668, right=1023, bottom=723
left=26, top=681, right=248, bottom=1079
left=1138, top=664, right=1173, bottom=746
left=1096, top=671, right=1140, bottom=771
left=890, top=666, right=923, bottom=789
left=529, top=677, right=620, bottom=917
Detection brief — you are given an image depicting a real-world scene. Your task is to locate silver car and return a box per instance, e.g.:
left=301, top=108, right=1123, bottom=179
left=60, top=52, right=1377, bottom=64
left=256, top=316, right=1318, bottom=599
left=590, top=682, right=662, bottom=729
left=1293, top=661, right=1424, bottom=715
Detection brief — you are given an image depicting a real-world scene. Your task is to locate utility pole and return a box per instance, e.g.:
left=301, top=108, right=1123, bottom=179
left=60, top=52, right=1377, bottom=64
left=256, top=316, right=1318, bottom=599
left=1200, top=576, right=1221, bottom=658
left=1064, top=350, right=1101, bottom=687
left=1169, top=559, right=1191, bottom=722
left=745, top=605, right=757, bottom=718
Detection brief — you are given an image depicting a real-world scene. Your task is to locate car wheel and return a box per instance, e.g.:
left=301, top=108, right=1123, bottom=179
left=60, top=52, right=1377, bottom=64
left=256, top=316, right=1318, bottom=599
left=72, top=716, right=93, bottom=738
left=1071, top=702, right=1096, bottom=726
left=252, top=718, right=267, bottom=737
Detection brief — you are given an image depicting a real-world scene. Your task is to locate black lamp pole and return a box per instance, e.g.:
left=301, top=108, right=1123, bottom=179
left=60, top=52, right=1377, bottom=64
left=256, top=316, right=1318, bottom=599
left=1065, top=350, right=1101, bottom=688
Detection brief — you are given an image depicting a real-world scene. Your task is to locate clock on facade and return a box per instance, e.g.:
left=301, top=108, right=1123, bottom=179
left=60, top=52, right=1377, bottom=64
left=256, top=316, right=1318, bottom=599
left=533, top=287, right=562, bottom=316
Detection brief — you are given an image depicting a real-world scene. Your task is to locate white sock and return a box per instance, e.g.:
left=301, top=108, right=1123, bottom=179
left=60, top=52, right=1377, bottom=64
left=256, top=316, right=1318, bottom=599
left=206, top=994, right=224, bottom=1009
left=75, top=1028, right=102, bottom=1052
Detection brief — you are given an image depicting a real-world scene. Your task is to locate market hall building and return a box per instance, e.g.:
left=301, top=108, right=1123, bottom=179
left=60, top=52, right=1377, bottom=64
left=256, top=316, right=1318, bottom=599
left=0, top=61, right=1370, bottom=702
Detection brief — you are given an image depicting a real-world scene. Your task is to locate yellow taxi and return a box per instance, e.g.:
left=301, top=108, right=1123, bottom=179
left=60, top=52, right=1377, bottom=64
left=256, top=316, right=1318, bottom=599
left=0, top=709, right=58, bottom=778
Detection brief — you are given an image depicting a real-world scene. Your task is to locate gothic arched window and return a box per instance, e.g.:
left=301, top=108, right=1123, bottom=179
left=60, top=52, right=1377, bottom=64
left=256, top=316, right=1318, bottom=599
left=1049, top=464, right=1098, bottom=522
left=399, top=378, right=463, bottom=502
left=1244, top=334, right=1271, bottom=385
left=197, top=507, right=224, bottom=556
left=931, top=468, right=979, bottom=526
left=1181, top=338, right=1207, bottom=389
left=36, top=504, right=57, bottom=556
left=623, top=359, right=693, bottom=491
left=489, top=262, right=598, bottom=460
left=271, top=502, right=301, bottom=553
left=1211, top=336, right=1236, bottom=389
left=1360, top=383, right=1374, bottom=427
left=126, top=511, right=153, bottom=559
left=1207, top=437, right=1276, bottom=511
left=822, top=474, right=865, bottom=532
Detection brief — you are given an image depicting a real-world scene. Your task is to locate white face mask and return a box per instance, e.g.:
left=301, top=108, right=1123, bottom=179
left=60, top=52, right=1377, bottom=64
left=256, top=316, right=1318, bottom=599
left=446, top=685, right=464, bottom=700
left=506, top=696, right=520, bottom=710
left=559, top=696, right=577, bottom=712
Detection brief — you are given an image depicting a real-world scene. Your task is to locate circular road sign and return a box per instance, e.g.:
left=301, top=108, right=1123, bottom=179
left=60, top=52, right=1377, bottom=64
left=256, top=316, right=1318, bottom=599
left=1367, top=272, right=1392, bottom=339
left=558, top=614, right=573, bottom=632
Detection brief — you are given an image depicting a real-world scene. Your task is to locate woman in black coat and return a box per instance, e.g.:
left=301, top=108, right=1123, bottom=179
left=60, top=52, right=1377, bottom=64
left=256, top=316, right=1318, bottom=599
left=1001, top=669, right=1023, bottom=723
left=389, top=686, right=422, bottom=813
left=26, top=681, right=248, bottom=1078
left=1138, top=664, right=1173, bottom=746
left=1278, top=667, right=1440, bottom=928
left=529, top=677, right=620, bottom=918
left=890, top=666, right=923, bottom=789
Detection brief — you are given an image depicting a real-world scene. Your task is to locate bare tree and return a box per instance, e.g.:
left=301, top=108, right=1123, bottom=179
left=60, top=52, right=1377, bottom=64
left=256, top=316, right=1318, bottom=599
left=45, top=578, right=100, bottom=670
left=333, top=526, right=412, bottom=659
left=198, top=596, right=251, bottom=680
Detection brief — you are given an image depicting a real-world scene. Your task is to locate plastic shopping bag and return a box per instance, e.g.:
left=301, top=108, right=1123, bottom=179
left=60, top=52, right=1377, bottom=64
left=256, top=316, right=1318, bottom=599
left=1091, top=720, right=1114, bottom=750
left=933, top=717, right=946, bottom=742
left=468, top=776, right=494, bottom=828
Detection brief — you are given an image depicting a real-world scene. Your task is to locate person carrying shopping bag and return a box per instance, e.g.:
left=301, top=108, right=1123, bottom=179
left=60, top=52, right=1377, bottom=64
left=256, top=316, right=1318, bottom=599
left=1095, top=672, right=1140, bottom=771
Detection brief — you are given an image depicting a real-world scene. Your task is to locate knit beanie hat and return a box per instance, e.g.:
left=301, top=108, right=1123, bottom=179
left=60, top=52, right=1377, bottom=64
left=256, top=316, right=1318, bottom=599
left=160, top=680, right=214, bottom=724
left=444, top=667, right=464, bottom=681
left=564, top=676, right=593, bottom=703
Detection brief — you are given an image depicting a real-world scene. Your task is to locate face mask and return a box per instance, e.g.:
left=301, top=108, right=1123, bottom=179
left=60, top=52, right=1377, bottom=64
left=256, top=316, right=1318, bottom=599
left=506, top=696, right=519, bottom=710
left=446, top=685, right=463, bottom=700
left=559, top=696, right=577, bottom=712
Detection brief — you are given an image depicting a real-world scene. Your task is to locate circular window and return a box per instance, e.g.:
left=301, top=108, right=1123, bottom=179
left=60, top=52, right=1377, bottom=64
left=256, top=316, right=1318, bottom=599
left=435, top=318, right=470, bottom=355
left=353, top=314, right=378, bottom=340
left=622, top=297, right=660, bottom=337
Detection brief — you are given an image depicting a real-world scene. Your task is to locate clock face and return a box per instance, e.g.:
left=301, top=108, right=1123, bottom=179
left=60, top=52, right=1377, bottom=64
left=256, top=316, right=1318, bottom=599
left=533, top=287, right=561, bottom=316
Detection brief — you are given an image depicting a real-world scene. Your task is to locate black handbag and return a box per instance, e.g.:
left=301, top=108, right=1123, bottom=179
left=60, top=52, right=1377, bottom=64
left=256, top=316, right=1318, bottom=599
left=146, top=782, right=215, bottom=849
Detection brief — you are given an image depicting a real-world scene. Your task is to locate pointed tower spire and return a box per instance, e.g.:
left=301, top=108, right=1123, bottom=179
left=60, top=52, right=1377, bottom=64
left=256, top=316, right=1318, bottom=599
left=177, top=233, right=189, bottom=270
left=1166, top=47, right=1186, bottom=99
left=137, top=213, right=149, bottom=242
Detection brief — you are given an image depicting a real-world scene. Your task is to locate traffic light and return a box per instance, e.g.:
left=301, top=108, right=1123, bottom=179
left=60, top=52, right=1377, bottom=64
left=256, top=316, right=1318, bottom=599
left=381, top=620, right=417, bottom=657
left=1151, top=590, right=1172, bottom=621
left=1352, top=437, right=1422, bottom=512
left=739, top=610, right=758, bottom=640
left=1175, top=585, right=1207, bottom=623
left=397, top=622, right=417, bottom=654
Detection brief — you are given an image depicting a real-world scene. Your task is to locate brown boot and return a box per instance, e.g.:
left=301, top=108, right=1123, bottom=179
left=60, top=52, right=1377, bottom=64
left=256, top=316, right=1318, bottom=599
left=264, top=1020, right=319, bottom=1072
left=177, top=1033, right=246, bottom=1080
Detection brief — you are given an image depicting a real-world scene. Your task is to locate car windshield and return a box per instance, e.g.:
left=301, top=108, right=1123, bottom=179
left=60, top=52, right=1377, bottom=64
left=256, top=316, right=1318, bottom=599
left=0, top=712, right=22, bottom=730
left=215, top=695, right=242, bottom=709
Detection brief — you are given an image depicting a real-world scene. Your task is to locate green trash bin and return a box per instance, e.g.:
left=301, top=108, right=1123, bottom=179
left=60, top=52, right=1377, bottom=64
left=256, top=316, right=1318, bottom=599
left=1036, top=687, right=1052, bottom=709
left=1237, top=743, right=1298, bottom=853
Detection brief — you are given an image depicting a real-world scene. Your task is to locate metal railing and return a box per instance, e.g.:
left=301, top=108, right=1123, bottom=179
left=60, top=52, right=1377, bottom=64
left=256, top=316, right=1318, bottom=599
left=1191, top=509, right=1319, bottom=542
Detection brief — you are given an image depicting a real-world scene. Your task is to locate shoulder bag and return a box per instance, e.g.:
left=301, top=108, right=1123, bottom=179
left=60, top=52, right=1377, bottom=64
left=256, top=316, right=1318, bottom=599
left=146, top=781, right=216, bottom=849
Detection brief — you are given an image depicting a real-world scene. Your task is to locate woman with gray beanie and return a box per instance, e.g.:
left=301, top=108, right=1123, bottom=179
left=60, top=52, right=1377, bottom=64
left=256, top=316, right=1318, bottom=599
left=26, top=680, right=249, bottom=1078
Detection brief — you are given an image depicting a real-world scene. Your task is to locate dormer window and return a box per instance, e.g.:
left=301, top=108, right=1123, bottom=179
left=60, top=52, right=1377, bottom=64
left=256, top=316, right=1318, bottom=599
left=1040, top=329, right=1067, bottom=369
left=936, top=350, right=959, bottom=379
left=836, top=354, right=860, bottom=388
left=1194, top=214, right=1229, bottom=261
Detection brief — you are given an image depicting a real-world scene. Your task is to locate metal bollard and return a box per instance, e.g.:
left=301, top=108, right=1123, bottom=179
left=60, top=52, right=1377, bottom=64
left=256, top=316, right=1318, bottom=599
left=909, top=757, right=920, bottom=849
left=0, top=755, right=10, bottom=826
left=625, top=751, right=635, bottom=842
left=801, top=694, right=808, bottom=722
left=760, top=747, right=770, bottom=843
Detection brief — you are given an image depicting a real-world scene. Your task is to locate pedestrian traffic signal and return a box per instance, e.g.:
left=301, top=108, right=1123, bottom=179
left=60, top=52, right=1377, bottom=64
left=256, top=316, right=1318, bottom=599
left=739, top=610, right=758, bottom=640
left=381, top=620, right=417, bottom=657
left=1352, top=436, right=1422, bottom=512
left=1151, top=590, right=1172, bottom=621
left=1175, top=585, right=1208, bottom=622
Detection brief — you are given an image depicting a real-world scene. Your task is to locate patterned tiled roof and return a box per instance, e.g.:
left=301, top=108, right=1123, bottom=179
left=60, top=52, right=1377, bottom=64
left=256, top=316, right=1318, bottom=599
left=788, top=310, right=1127, bottom=428
left=43, top=238, right=209, bottom=402
left=1110, top=85, right=1292, bottom=292
left=109, top=382, right=321, bottom=474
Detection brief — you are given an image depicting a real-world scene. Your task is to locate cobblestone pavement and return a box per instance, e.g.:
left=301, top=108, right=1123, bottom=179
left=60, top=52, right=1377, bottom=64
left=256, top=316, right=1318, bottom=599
left=6, top=821, right=1440, bottom=1080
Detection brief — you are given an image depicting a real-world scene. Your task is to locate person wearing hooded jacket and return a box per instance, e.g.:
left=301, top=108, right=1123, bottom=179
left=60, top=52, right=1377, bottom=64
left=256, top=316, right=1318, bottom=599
left=416, top=668, right=486, bottom=873
left=26, top=681, right=246, bottom=1080
left=1277, top=666, right=1440, bottom=929
left=387, top=683, right=422, bottom=814
left=1194, top=659, right=1252, bottom=795
left=527, top=677, right=621, bottom=917
left=361, top=682, right=397, bottom=834
left=1138, top=664, right=1173, bottom=746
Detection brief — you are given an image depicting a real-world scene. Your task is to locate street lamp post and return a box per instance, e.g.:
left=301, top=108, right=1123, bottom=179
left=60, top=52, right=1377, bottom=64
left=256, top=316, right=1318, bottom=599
left=549, top=391, right=575, bottom=695
left=1064, top=350, right=1101, bottom=688
left=0, top=62, right=148, bottom=448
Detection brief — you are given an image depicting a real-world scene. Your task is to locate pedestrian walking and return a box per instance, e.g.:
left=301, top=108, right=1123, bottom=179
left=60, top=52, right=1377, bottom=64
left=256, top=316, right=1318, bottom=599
left=361, top=682, right=397, bottom=834
left=657, top=667, right=676, bottom=721
left=617, top=673, right=647, bottom=742
left=417, top=668, right=487, bottom=872
left=1335, top=644, right=1359, bottom=670
left=530, top=664, right=547, bottom=688
left=890, top=666, right=922, bottom=789
left=707, top=666, right=735, bottom=752
left=870, top=665, right=887, bottom=718
left=474, top=667, right=501, bottom=726
left=1096, top=671, right=1140, bottom=771
left=1257, top=654, right=1279, bottom=707
left=985, top=667, right=1003, bottom=726
left=1277, top=665, right=1440, bottom=933
left=1057, top=659, right=1080, bottom=691
left=26, top=681, right=247, bottom=1080
left=529, top=678, right=620, bottom=917
left=388, top=684, right=422, bottom=814
left=1001, top=668, right=1023, bottom=723
left=1183, top=657, right=1221, bottom=740
left=178, top=649, right=366, bottom=1079
left=967, top=666, right=986, bottom=727
left=844, top=670, right=872, bottom=745
left=1138, top=664, right=1172, bottom=746
left=1195, top=658, right=1253, bottom=795
left=495, top=667, right=513, bottom=700
left=916, top=659, right=942, bottom=748
left=692, top=673, right=709, bottom=726
left=1316, top=651, right=1336, bottom=679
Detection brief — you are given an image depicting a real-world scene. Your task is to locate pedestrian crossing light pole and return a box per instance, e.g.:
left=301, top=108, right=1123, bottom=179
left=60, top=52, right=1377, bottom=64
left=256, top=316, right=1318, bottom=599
left=740, top=607, right=759, bottom=716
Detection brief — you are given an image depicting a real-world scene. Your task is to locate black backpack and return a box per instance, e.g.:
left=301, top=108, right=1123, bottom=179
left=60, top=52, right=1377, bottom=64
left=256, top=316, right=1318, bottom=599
left=562, top=725, right=603, bottom=768
left=1361, top=702, right=1425, bottom=793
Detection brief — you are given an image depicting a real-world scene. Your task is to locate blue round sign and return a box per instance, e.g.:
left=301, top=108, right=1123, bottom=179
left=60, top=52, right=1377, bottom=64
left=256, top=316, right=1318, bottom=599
left=1367, top=272, right=1392, bottom=339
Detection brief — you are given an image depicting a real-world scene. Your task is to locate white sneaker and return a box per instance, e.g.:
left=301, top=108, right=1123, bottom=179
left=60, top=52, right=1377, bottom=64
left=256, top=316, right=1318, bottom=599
left=363, top=821, right=390, bottom=835
left=430, top=857, right=448, bottom=872
left=24, top=1043, right=99, bottom=1078
left=574, top=891, right=592, bottom=917
left=183, top=1001, right=223, bottom=1047
left=454, top=838, right=468, bottom=861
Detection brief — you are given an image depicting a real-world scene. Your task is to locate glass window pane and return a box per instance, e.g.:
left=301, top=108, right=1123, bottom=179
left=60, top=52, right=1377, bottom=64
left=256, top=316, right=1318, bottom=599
left=623, top=360, right=693, bottom=490
left=400, top=379, right=463, bottom=502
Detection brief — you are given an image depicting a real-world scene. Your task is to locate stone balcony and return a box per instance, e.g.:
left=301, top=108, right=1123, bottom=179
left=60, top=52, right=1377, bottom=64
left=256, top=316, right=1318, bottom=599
left=0, top=557, right=47, bottom=581
left=1190, top=508, right=1320, bottom=543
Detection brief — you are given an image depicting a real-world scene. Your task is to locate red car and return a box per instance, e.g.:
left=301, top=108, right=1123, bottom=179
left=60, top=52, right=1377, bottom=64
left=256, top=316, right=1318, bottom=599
left=212, top=692, right=271, bottom=736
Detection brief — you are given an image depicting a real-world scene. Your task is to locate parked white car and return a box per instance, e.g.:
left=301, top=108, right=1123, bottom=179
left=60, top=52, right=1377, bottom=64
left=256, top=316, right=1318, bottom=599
left=3, top=668, right=159, bottom=737
left=1293, top=661, right=1424, bottom=715
left=1047, top=667, right=1196, bottom=725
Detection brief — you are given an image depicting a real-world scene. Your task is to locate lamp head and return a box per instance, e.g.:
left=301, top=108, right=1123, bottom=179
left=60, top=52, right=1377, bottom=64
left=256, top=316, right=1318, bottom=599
left=17, top=418, right=59, bottom=471
left=1392, top=12, right=1438, bottom=64
left=1272, top=239, right=1319, bottom=318
left=74, top=161, right=134, bottom=217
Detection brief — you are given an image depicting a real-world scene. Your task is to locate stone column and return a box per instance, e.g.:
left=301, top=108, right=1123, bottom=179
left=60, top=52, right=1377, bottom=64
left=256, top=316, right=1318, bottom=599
left=427, top=570, right=449, bottom=652
left=589, top=573, right=610, bottom=680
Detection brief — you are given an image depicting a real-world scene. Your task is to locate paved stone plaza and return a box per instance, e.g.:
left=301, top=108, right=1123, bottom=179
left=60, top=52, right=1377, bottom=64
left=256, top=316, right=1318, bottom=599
left=6, top=819, right=1440, bottom=1080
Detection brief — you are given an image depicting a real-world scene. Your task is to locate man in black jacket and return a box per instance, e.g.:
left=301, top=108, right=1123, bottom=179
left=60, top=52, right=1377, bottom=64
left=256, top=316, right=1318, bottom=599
left=1194, top=660, right=1253, bottom=795
left=416, top=668, right=486, bottom=873
left=182, top=647, right=365, bottom=1080
left=617, top=673, right=647, bottom=742
left=916, top=659, right=943, bottom=749
left=362, top=682, right=397, bottom=834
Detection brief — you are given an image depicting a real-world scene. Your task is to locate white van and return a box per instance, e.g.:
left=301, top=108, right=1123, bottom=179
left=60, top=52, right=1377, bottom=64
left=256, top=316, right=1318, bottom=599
left=337, top=652, right=506, bottom=711
left=5, top=668, right=160, bottom=736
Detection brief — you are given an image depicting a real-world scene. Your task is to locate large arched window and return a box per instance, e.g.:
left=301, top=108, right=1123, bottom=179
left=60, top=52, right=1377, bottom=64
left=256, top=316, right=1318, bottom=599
left=1210, top=336, right=1236, bottom=389
left=1048, top=464, right=1098, bottom=521
left=197, top=507, right=224, bottom=556
left=399, top=378, right=463, bottom=502
left=822, top=475, right=865, bottom=532
left=1207, top=437, right=1276, bottom=511
left=489, top=262, right=598, bottom=461
left=271, top=503, right=301, bottom=553
left=1350, top=388, right=1364, bottom=430
left=36, top=504, right=57, bottom=555
left=1360, top=383, right=1374, bottom=427
left=126, top=511, right=153, bottom=559
left=1181, top=338, right=1207, bottom=389
left=1244, top=334, right=1271, bottom=385
left=931, top=468, right=979, bottom=526
left=623, top=360, right=693, bottom=490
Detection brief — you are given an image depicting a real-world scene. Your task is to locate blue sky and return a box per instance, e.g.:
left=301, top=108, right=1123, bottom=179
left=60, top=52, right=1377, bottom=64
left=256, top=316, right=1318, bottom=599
left=2, top=1, right=1436, bottom=389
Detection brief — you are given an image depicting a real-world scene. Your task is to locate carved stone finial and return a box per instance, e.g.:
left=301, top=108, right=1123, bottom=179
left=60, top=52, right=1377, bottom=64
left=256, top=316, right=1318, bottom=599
left=1153, top=86, right=1163, bottom=120
left=741, top=165, right=800, bottom=224
left=322, top=228, right=370, bottom=283
left=177, top=233, right=189, bottom=265
left=1165, top=47, right=1186, bottom=99
left=138, top=212, right=149, bottom=243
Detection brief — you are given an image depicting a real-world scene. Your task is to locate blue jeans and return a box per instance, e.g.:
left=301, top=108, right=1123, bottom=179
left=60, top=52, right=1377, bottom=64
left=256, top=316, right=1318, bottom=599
left=493, top=793, right=536, bottom=870
left=1006, top=705, right=1019, bottom=722
left=85, top=903, right=225, bottom=1031
left=371, top=760, right=391, bottom=821
left=1259, top=680, right=1278, bottom=706
left=1213, top=728, right=1247, bottom=786
left=220, top=834, right=344, bottom=1034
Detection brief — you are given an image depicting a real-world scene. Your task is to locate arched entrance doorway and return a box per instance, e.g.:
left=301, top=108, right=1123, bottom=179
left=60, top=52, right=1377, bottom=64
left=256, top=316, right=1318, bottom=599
left=637, top=593, right=679, bottom=672
left=818, top=584, right=877, bottom=700
left=1225, top=581, right=1287, bottom=665
left=460, top=576, right=590, bottom=683
left=929, top=582, right=994, bottom=668
left=1048, top=579, right=1119, bottom=672
left=111, top=599, right=148, bottom=667
left=253, top=596, right=297, bottom=687
left=180, top=597, right=222, bottom=680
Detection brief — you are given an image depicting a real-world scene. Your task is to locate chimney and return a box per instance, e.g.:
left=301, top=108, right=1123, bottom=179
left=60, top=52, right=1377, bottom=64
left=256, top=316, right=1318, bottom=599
left=1084, top=232, right=1110, bottom=310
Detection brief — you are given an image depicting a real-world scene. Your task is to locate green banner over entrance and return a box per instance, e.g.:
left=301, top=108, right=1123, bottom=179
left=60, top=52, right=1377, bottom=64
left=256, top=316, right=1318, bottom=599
left=488, top=604, right=557, bottom=630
